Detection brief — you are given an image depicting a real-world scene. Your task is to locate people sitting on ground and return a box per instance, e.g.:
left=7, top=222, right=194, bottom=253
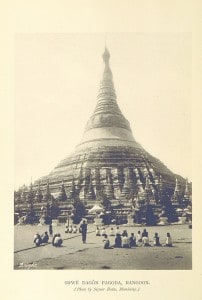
left=153, top=232, right=161, bottom=246
left=68, top=225, right=73, bottom=233
left=41, top=231, right=49, bottom=243
left=114, top=233, right=122, bottom=248
left=142, top=228, right=148, bottom=238
left=142, top=232, right=150, bottom=247
left=122, top=235, right=130, bottom=248
left=34, top=233, right=42, bottom=247
left=95, top=226, right=101, bottom=236
left=129, top=233, right=136, bottom=248
left=53, top=234, right=63, bottom=247
left=72, top=225, right=77, bottom=234
left=115, top=226, right=121, bottom=235
left=109, top=227, right=115, bottom=236
left=103, top=234, right=113, bottom=249
left=122, top=229, right=128, bottom=237
left=101, top=227, right=106, bottom=236
left=165, top=232, right=172, bottom=247
left=137, top=230, right=142, bottom=243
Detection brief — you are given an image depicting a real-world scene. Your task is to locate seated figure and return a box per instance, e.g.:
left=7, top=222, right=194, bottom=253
left=122, top=230, right=128, bottom=237
left=115, top=226, right=121, bottom=235
left=101, top=228, right=106, bottom=236
left=129, top=233, right=136, bottom=248
left=95, top=227, right=101, bottom=236
left=114, top=233, right=122, bottom=248
left=41, top=231, right=49, bottom=243
left=109, top=227, right=115, bottom=236
left=142, top=232, right=150, bottom=246
left=165, top=233, right=172, bottom=247
left=137, top=230, right=142, bottom=243
left=122, top=235, right=130, bottom=248
left=34, top=233, right=42, bottom=247
left=153, top=233, right=161, bottom=246
left=54, top=234, right=63, bottom=247
left=68, top=225, right=73, bottom=233
left=103, top=234, right=113, bottom=249
left=142, top=228, right=148, bottom=238
left=65, top=226, right=69, bottom=233
left=72, top=226, right=77, bottom=233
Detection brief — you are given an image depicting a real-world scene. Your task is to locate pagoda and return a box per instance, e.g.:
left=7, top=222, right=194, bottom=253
left=15, top=47, right=187, bottom=212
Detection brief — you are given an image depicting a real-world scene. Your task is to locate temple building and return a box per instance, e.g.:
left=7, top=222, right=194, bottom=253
left=14, top=47, right=191, bottom=223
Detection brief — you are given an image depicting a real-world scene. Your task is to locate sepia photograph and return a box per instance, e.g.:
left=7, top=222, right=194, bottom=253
left=1, top=1, right=202, bottom=300
left=14, top=33, right=192, bottom=270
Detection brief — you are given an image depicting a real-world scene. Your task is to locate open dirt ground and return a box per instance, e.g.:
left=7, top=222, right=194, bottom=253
left=14, top=224, right=192, bottom=270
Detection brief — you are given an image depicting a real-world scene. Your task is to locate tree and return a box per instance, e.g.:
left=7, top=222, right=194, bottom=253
left=144, top=205, right=157, bottom=226
left=164, top=201, right=178, bottom=223
left=160, top=188, right=178, bottom=222
left=72, top=199, right=86, bottom=224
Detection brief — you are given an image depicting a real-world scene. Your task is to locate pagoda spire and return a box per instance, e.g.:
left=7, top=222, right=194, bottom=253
left=182, top=178, right=190, bottom=206
left=184, top=178, right=189, bottom=196
left=57, top=180, right=67, bottom=202
left=20, top=185, right=27, bottom=202
left=35, top=182, right=43, bottom=202
left=83, top=47, right=132, bottom=134
left=174, top=178, right=180, bottom=193
left=43, top=181, right=52, bottom=202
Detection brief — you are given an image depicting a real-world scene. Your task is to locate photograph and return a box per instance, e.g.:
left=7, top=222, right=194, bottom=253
left=14, top=33, right=192, bottom=270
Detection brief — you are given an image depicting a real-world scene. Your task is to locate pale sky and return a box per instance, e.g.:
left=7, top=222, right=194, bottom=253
left=15, top=33, right=191, bottom=189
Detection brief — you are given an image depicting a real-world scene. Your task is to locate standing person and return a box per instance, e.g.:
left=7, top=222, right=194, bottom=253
left=80, top=220, right=87, bottom=243
left=49, top=224, right=53, bottom=237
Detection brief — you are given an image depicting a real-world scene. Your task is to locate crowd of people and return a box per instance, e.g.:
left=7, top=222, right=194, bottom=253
left=33, top=230, right=63, bottom=247
left=33, top=222, right=173, bottom=250
left=95, top=226, right=173, bottom=249
left=33, top=220, right=88, bottom=247
left=33, top=231, right=49, bottom=247
left=65, top=225, right=78, bottom=234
